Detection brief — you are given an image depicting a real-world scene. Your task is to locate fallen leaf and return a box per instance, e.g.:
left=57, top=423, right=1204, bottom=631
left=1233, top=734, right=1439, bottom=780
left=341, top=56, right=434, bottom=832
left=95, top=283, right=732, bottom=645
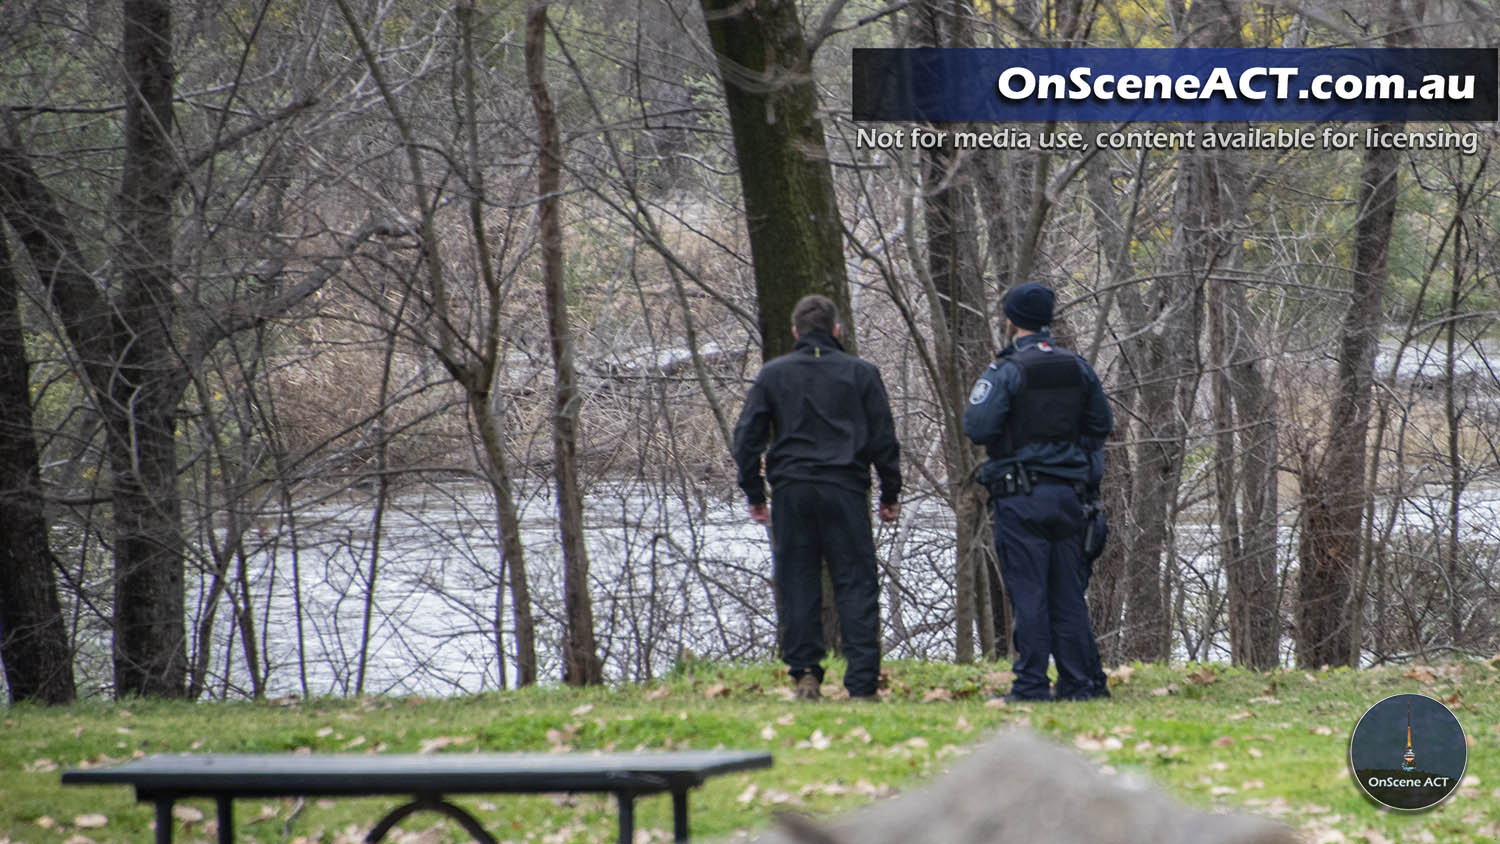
left=644, top=685, right=671, bottom=700
left=1209, top=762, right=1229, bottom=771
left=35, top=816, right=57, bottom=829
left=1310, top=725, right=1334, bottom=736
left=173, top=806, right=204, bottom=824
left=1403, top=666, right=1438, bottom=683
left=955, top=716, right=972, bottom=732
left=63, top=836, right=96, bottom=844
left=760, top=725, right=776, bottom=741
left=847, top=726, right=872, bottom=744
left=1228, top=711, right=1253, bottom=721
left=1242, top=780, right=1264, bottom=790
left=922, top=687, right=952, bottom=703
left=1210, top=786, right=1237, bottom=796
left=1212, top=736, right=1234, bottom=747
left=809, top=730, right=831, bottom=750
left=775, top=713, right=795, bottom=727
left=703, top=683, right=730, bottom=699
left=570, top=704, right=595, bottom=716
left=983, top=696, right=1007, bottom=708
left=1248, top=747, right=1263, bottom=758
left=1150, top=685, right=1179, bottom=696
left=73, top=815, right=107, bottom=829
left=1106, top=665, right=1135, bottom=686
left=1186, top=669, right=1216, bottom=686
left=736, top=784, right=758, bottom=804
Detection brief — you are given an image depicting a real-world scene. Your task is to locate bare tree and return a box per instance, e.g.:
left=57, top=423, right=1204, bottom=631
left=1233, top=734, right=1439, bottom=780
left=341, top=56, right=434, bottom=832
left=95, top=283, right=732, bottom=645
left=1296, top=0, right=1420, bottom=668
left=527, top=0, right=602, bottom=685
left=0, top=226, right=75, bottom=704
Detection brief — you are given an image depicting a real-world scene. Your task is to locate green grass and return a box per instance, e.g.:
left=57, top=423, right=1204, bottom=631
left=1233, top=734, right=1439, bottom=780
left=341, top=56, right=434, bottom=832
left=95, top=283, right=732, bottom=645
left=3, top=659, right=1497, bottom=843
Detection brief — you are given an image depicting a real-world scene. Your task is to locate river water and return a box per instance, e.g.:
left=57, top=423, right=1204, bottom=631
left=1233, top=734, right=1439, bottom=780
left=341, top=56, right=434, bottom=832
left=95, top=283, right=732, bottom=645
left=215, top=481, right=959, bottom=699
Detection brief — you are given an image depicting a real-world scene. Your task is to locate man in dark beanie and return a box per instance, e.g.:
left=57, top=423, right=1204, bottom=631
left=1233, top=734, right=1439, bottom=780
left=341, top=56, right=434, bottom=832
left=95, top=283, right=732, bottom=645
left=963, top=282, right=1112, bottom=702
left=732, top=295, right=902, bottom=701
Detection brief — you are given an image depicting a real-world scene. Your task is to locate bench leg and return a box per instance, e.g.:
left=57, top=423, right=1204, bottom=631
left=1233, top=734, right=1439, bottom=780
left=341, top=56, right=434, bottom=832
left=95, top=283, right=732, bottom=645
left=672, top=789, right=689, bottom=842
left=216, top=796, right=233, bottom=844
left=154, top=799, right=174, bottom=844
left=615, top=792, right=635, bottom=844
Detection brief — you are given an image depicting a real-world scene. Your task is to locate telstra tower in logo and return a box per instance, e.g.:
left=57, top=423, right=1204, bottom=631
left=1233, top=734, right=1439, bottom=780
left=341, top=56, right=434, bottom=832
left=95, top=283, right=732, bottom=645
left=1350, top=693, right=1466, bottom=811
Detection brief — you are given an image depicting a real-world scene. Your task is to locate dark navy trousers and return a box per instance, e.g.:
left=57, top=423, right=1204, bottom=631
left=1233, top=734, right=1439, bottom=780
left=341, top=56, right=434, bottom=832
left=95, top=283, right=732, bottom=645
left=992, top=482, right=1108, bottom=701
left=771, top=482, right=881, bottom=697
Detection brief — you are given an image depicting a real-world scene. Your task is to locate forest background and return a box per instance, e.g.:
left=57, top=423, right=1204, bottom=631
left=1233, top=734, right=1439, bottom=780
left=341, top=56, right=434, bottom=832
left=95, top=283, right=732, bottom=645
left=1, top=0, right=1499, bottom=705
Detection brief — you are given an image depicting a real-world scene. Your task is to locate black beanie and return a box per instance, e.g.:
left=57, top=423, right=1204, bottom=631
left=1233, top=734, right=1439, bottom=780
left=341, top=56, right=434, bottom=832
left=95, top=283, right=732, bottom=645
left=1003, top=282, right=1055, bottom=331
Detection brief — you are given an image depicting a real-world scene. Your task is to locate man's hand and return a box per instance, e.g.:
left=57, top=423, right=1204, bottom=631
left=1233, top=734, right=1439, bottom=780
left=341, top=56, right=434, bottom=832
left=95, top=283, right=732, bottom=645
left=748, top=502, right=770, bottom=525
left=878, top=501, right=900, bottom=523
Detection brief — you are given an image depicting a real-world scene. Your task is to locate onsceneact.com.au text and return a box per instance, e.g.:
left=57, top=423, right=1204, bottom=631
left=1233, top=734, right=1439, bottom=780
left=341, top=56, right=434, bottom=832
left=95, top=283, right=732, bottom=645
left=996, top=66, right=1479, bottom=103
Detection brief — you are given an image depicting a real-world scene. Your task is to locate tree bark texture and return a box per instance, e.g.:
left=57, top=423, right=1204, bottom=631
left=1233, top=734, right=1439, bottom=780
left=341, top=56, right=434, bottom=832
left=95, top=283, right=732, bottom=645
left=527, top=0, right=602, bottom=685
left=472, top=395, right=539, bottom=687
left=1296, top=133, right=1400, bottom=668
left=0, top=230, right=76, bottom=704
left=101, top=0, right=190, bottom=698
left=698, top=0, right=853, bottom=361
left=1216, top=280, right=1281, bottom=668
left=913, top=0, right=997, bottom=663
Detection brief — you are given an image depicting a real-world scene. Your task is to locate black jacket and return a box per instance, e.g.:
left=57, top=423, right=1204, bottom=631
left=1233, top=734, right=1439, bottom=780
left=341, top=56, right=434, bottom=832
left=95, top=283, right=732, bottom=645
left=732, top=333, right=901, bottom=506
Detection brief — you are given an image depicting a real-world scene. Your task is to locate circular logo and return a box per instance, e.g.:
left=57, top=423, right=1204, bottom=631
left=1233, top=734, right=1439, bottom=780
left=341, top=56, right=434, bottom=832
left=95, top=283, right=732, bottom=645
left=1349, top=693, right=1467, bottom=811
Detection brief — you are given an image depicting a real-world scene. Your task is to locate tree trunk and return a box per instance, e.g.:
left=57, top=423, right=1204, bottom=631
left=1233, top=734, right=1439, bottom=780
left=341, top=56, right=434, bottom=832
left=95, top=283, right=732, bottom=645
left=472, top=395, right=538, bottom=687
left=0, top=229, right=76, bottom=705
left=914, top=0, right=994, bottom=664
left=527, top=0, right=601, bottom=685
left=102, top=0, right=190, bottom=699
left=1296, top=133, right=1400, bottom=668
left=1222, top=281, right=1281, bottom=668
left=697, top=0, right=853, bottom=361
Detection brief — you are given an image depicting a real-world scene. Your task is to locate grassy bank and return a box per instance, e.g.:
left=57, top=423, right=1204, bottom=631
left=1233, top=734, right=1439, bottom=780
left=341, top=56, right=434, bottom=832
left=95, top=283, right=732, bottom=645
left=3, top=660, right=1496, bottom=843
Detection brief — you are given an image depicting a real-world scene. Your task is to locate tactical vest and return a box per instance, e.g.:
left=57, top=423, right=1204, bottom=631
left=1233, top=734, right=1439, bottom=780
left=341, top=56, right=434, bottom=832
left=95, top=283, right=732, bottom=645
left=988, top=341, right=1085, bottom=459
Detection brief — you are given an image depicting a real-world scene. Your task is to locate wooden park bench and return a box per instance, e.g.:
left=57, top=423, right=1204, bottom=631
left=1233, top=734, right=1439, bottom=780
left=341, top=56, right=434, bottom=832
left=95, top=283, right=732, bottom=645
left=62, top=750, right=772, bottom=844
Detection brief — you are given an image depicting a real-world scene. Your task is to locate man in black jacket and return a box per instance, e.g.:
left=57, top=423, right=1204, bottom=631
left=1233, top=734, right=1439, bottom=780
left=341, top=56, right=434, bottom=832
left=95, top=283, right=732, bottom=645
left=732, top=295, right=901, bottom=701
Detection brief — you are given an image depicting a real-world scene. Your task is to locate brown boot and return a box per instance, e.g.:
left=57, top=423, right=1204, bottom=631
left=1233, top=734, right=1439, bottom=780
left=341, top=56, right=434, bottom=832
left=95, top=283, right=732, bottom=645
left=795, top=673, right=822, bottom=701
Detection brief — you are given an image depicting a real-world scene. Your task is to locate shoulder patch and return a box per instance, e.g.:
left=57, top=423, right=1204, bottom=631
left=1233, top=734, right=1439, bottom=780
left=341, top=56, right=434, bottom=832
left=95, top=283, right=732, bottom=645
left=968, top=378, right=993, bottom=405
left=1037, top=341, right=1053, bottom=352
